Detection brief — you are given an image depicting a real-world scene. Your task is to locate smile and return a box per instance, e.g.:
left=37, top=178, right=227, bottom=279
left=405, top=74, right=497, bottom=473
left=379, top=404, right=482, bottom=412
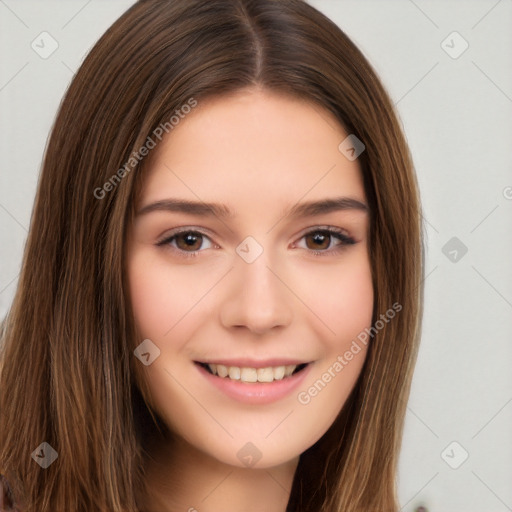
left=198, top=362, right=308, bottom=383
left=194, top=360, right=312, bottom=405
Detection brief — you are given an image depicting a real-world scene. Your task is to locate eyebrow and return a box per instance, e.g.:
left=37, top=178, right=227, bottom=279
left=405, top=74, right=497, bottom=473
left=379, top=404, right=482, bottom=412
left=136, top=196, right=368, bottom=219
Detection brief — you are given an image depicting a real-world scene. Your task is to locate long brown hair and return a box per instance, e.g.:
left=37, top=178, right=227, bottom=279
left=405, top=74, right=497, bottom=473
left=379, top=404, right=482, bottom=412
left=0, top=0, right=424, bottom=510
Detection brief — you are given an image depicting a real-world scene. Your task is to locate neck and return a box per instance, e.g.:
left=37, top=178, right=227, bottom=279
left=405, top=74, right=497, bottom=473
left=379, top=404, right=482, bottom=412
left=140, top=432, right=298, bottom=512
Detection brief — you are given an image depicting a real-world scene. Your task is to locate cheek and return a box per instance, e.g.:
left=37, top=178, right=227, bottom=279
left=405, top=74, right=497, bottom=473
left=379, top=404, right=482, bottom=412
left=333, top=261, right=374, bottom=336
left=128, top=257, right=169, bottom=337
left=127, top=250, right=208, bottom=339
left=300, top=253, right=374, bottom=346
left=294, top=257, right=373, bottom=432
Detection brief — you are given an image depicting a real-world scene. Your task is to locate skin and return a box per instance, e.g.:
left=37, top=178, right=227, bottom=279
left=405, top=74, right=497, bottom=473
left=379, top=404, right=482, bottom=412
left=126, top=87, right=374, bottom=512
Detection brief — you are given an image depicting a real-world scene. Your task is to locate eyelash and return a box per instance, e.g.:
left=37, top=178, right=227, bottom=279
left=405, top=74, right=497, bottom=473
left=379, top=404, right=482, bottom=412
left=155, top=226, right=356, bottom=259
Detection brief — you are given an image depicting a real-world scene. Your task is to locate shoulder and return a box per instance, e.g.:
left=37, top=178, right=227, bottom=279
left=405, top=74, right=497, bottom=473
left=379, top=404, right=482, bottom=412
left=0, top=474, right=21, bottom=511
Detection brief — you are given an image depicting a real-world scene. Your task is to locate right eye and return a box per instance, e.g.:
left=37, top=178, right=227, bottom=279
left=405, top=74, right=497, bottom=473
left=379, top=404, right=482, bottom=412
left=156, top=229, right=215, bottom=259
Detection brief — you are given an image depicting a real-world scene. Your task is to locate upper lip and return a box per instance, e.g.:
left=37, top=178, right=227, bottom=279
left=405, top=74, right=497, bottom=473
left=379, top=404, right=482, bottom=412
left=195, top=358, right=310, bottom=368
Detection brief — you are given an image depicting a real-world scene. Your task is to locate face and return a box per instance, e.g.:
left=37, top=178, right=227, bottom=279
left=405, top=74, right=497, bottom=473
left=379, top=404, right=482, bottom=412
left=126, top=88, right=373, bottom=469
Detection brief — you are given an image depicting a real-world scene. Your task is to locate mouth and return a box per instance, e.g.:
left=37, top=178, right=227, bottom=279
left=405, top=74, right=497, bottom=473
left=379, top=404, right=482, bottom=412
left=194, top=361, right=309, bottom=383
left=193, top=359, right=313, bottom=404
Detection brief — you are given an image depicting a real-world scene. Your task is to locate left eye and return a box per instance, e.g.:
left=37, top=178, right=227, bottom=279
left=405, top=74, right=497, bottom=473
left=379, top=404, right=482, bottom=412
left=156, top=227, right=355, bottom=258
left=295, top=228, right=356, bottom=254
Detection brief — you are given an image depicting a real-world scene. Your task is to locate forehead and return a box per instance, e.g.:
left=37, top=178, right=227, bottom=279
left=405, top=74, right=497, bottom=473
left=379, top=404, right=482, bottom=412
left=138, top=89, right=366, bottom=212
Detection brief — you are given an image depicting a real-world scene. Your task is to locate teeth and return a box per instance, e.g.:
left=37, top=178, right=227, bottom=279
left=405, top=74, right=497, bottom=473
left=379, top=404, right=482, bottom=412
left=273, top=365, right=285, bottom=380
left=257, top=367, right=274, bottom=382
left=205, top=363, right=299, bottom=382
left=284, top=364, right=296, bottom=377
left=241, top=367, right=258, bottom=382
left=228, top=366, right=241, bottom=380
left=216, top=364, right=228, bottom=377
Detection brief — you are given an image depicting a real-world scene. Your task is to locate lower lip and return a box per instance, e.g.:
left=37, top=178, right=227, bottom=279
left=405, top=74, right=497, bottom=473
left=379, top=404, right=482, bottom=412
left=195, top=363, right=312, bottom=405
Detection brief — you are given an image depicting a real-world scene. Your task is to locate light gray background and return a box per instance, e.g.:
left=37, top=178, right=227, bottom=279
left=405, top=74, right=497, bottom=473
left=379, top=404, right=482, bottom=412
left=1, top=1, right=511, bottom=511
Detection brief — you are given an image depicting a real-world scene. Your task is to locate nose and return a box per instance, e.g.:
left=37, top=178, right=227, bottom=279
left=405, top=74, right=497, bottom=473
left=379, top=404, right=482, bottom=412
left=219, top=249, right=294, bottom=335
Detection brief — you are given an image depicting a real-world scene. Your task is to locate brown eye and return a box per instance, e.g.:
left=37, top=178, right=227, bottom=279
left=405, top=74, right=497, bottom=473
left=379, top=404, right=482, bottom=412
left=174, top=232, right=203, bottom=251
left=296, top=228, right=356, bottom=256
left=156, top=230, right=214, bottom=258
left=304, top=231, right=331, bottom=251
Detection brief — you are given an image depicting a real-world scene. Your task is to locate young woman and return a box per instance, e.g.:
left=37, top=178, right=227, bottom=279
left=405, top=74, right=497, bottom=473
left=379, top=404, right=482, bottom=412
left=0, top=0, right=424, bottom=510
